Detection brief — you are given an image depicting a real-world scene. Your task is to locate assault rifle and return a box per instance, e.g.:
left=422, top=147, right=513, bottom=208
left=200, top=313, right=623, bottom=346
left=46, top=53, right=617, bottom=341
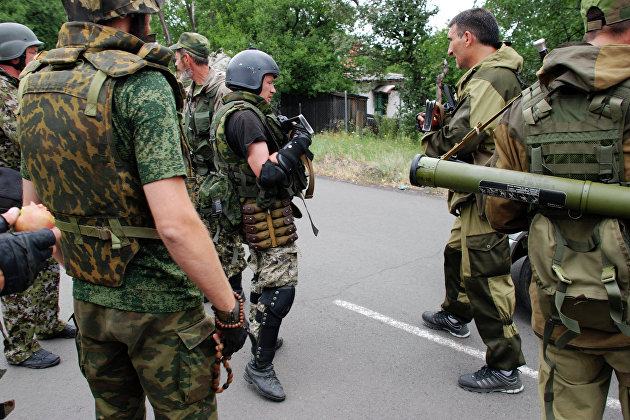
left=409, top=154, right=630, bottom=219
left=443, top=84, right=457, bottom=113
left=278, top=114, right=314, bottom=136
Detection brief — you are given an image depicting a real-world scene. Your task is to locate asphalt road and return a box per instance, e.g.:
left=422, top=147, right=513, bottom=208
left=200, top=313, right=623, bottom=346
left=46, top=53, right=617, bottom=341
left=0, top=177, right=622, bottom=419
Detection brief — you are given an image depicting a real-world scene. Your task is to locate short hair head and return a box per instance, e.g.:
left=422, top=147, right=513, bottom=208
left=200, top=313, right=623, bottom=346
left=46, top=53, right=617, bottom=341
left=448, top=8, right=501, bottom=49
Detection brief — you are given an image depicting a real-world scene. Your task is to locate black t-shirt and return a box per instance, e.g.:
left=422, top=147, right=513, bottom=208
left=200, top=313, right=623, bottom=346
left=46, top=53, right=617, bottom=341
left=225, top=109, right=268, bottom=158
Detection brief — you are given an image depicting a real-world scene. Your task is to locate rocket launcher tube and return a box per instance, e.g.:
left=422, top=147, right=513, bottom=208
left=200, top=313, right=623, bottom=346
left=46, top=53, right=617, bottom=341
left=409, top=154, right=630, bottom=219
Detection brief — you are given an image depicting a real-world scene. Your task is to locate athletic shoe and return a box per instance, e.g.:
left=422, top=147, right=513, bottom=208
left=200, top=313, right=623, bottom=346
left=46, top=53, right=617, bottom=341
left=458, top=365, right=524, bottom=394
left=17, top=349, right=60, bottom=369
left=422, top=310, right=470, bottom=338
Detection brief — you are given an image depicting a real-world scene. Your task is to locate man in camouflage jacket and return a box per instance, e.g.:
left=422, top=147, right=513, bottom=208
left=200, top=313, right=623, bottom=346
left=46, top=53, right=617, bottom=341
left=417, top=8, right=526, bottom=393
left=170, top=32, right=247, bottom=296
left=486, top=1, right=630, bottom=416
left=17, top=1, right=246, bottom=417
left=0, top=22, right=74, bottom=371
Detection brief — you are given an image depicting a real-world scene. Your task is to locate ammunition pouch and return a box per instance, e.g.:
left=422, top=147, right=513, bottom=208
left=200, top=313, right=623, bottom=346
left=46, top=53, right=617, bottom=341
left=242, top=199, right=298, bottom=250
left=198, top=171, right=242, bottom=232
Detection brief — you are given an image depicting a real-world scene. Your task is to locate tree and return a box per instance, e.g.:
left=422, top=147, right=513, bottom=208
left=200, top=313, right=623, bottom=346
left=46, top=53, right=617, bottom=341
left=360, top=0, right=437, bottom=114
left=482, top=0, right=583, bottom=84
left=0, top=0, right=66, bottom=50
left=152, top=0, right=359, bottom=97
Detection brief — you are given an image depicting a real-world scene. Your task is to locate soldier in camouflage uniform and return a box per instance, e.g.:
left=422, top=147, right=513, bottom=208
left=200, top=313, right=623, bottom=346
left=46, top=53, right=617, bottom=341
left=0, top=22, right=75, bottom=370
left=17, top=1, right=247, bottom=418
left=170, top=32, right=248, bottom=295
left=487, top=1, right=630, bottom=417
left=207, top=48, right=313, bottom=402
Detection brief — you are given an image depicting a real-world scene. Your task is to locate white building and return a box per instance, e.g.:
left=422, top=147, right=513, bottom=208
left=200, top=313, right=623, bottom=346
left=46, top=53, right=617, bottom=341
left=354, top=73, right=405, bottom=118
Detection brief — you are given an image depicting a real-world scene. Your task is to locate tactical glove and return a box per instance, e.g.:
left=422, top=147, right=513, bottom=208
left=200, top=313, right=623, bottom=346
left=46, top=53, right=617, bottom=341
left=0, top=229, right=55, bottom=296
left=276, top=133, right=313, bottom=174
left=213, top=294, right=248, bottom=357
left=0, top=215, right=8, bottom=234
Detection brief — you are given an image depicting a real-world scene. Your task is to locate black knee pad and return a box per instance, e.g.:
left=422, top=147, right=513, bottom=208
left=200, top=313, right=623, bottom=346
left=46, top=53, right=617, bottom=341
left=259, top=286, right=295, bottom=319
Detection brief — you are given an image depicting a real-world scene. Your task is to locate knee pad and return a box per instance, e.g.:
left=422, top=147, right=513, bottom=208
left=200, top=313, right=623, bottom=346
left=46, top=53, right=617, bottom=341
left=259, top=286, right=295, bottom=320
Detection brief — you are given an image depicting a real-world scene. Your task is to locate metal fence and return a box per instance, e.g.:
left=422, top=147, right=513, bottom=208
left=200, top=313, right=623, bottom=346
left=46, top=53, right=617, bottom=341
left=280, top=92, right=368, bottom=133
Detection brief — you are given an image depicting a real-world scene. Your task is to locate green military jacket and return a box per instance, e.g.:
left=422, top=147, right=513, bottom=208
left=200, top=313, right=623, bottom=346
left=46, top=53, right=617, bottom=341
left=185, top=68, right=231, bottom=176
left=422, top=45, right=524, bottom=213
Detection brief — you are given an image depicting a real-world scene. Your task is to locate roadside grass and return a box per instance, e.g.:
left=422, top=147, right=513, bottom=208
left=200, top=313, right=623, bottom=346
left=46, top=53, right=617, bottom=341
left=311, top=130, right=428, bottom=189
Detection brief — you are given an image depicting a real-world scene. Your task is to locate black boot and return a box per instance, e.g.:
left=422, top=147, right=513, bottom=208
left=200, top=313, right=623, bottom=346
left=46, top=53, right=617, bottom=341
left=243, top=361, right=286, bottom=401
left=244, top=286, right=295, bottom=402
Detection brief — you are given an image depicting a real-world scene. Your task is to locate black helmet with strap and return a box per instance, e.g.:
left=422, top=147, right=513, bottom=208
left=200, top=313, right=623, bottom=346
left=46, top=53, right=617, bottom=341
left=225, top=48, right=279, bottom=93
left=0, top=22, right=43, bottom=62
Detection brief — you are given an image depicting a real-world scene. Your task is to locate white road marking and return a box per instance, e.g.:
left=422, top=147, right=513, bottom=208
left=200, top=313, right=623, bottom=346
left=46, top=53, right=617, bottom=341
left=333, top=299, right=621, bottom=412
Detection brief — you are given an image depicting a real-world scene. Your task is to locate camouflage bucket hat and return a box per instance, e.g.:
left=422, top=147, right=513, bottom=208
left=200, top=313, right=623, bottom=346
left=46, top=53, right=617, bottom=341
left=169, top=32, right=210, bottom=58
left=582, top=0, right=630, bottom=31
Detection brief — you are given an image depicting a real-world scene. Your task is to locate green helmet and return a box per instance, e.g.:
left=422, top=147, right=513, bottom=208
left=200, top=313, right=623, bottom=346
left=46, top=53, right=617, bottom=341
left=61, top=0, right=165, bottom=23
left=0, top=23, right=43, bottom=61
left=582, top=0, right=630, bottom=31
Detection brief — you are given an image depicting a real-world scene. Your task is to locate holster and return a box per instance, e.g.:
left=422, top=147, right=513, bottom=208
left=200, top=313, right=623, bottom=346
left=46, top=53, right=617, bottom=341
left=242, top=199, right=298, bottom=250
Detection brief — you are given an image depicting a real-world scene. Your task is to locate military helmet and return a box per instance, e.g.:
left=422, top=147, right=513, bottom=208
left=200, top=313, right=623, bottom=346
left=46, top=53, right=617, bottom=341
left=582, top=0, right=630, bottom=31
left=61, top=0, right=165, bottom=23
left=225, top=48, right=279, bottom=92
left=0, top=23, right=43, bottom=61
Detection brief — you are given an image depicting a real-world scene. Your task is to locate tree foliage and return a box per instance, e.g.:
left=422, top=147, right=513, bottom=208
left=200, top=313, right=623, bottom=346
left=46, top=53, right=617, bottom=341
left=483, top=0, right=583, bottom=84
left=152, top=0, right=358, bottom=96
left=359, top=0, right=437, bottom=114
left=0, top=0, right=66, bottom=50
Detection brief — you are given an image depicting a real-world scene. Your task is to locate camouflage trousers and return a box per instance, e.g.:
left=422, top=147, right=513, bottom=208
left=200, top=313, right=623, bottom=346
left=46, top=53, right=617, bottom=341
left=441, top=199, right=525, bottom=370
left=1, top=260, right=66, bottom=364
left=248, top=243, right=298, bottom=342
left=74, top=300, right=218, bottom=420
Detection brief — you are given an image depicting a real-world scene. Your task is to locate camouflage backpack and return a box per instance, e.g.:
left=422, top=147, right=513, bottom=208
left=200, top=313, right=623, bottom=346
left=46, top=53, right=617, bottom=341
left=522, top=75, right=630, bottom=339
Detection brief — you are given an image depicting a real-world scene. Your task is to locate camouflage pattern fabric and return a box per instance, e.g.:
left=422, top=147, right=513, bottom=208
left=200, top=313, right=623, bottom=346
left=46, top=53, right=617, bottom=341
left=19, top=23, right=185, bottom=289
left=1, top=261, right=66, bottom=364
left=20, top=22, right=200, bottom=314
left=61, top=0, right=164, bottom=23
left=190, top=173, right=246, bottom=278
left=170, top=32, right=211, bottom=58
left=247, top=243, right=298, bottom=341
left=0, top=67, right=66, bottom=365
left=74, top=300, right=217, bottom=419
left=0, top=69, right=20, bottom=170
left=183, top=71, right=246, bottom=278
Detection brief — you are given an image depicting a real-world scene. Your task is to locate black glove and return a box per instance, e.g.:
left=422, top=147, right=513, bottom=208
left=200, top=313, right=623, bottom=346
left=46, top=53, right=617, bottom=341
left=0, top=229, right=56, bottom=296
left=415, top=112, right=423, bottom=132
left=276, top=133, right=313, bottom=173
left=213, top=294, right=248, bottom=357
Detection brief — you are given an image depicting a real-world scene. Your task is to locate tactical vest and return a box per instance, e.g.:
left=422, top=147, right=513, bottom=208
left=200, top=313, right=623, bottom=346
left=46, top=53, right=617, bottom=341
left=207, top=91, right=308, bottom=209
left=185, top=76, right=224, bottom=176
left=17, top=22, right=186, bottom=288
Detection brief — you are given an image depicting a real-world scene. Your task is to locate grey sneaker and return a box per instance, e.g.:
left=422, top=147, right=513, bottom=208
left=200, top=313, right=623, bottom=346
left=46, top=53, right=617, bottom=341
left=458, top=366, right=524, bottom=394
left=422, top=310, right=470, bottom=338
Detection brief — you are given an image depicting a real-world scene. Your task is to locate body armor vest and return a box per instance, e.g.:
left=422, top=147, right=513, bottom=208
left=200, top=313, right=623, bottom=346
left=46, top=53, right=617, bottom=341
left=185, top=76, right=224, bottom=175
left=522, top=79, right=630, bottom=184
left=18, top=22, right=185, bottom=287
left=207, top=91, right=307, bottom=209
